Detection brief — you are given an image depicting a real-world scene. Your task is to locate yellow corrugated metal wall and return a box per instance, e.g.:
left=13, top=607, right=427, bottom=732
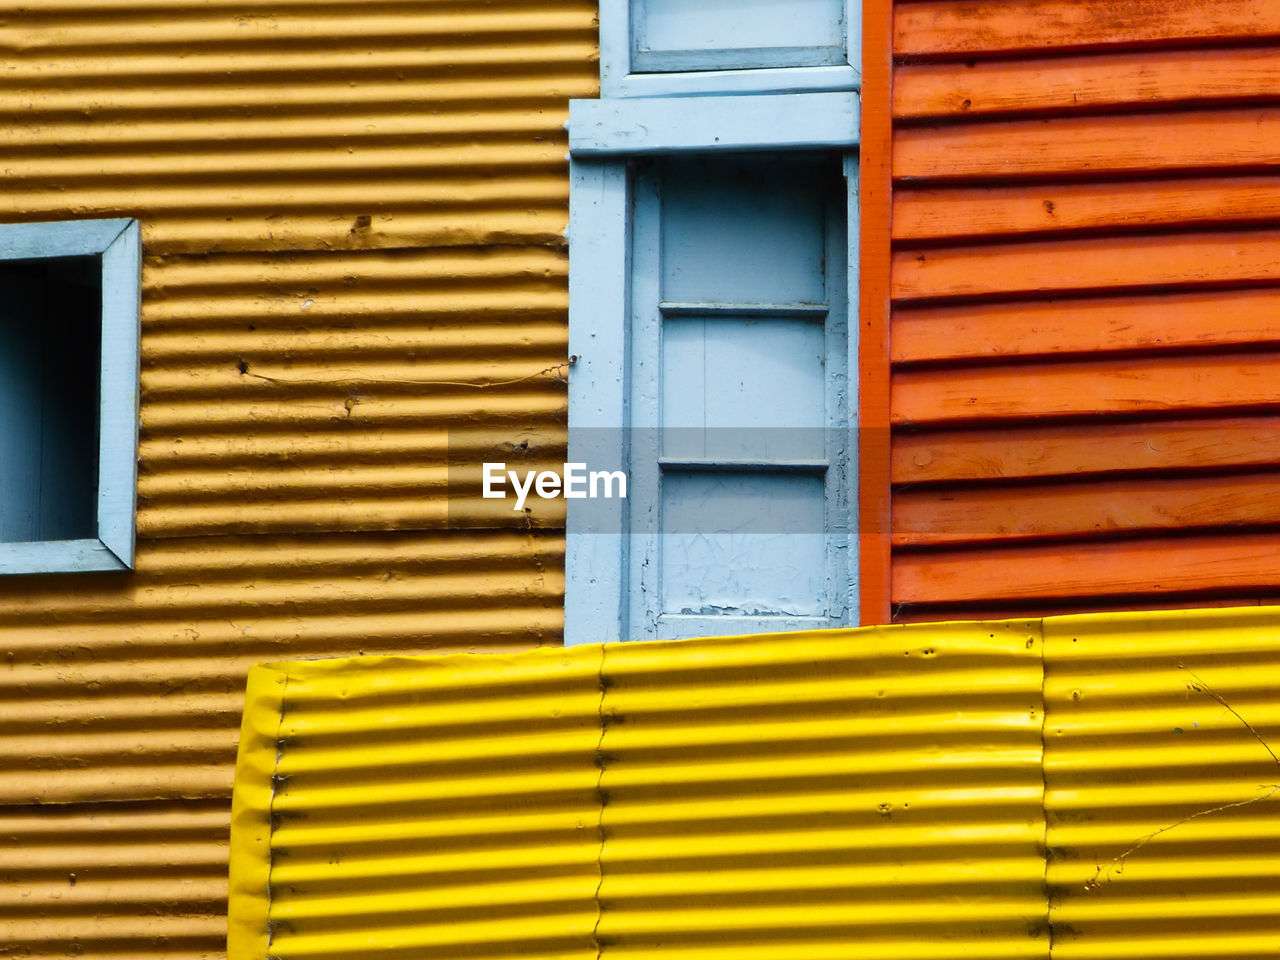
left=230, top=623, right=1050, bottom=960
left=228, top=610, right=1280, bottom=959
left=0, top=2, right=595, bottom=956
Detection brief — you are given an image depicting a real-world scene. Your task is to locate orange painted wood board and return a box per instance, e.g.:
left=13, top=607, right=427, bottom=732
left=891, top=596, right=1267, bottom=623
left=892, top=229, right=1280, bottom=302
left=893, top=416, right=1280, bottom=485
left=891, top=289, right=1280, bottom=364
left=893, top=352, right=1280, bottom=425
left=858, top=0, right=895, bottom=625
left=895, top=48, right=1280, bottom=120
left=895, top=0, right=1280, bottom=59
left=894, top=176, right=1280, bottom=243
left=893, top=471, right=1280, bottom=547
left=895, top=108, right=1280, bottom=182
left=893, top=532, right=1280, bottom=605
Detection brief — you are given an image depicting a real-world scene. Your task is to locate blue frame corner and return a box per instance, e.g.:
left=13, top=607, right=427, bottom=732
left=0, top=217, right=140, bottom=575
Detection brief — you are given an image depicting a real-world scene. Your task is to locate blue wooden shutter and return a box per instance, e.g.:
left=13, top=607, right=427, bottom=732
left=629, top=153, right=850, bottom=641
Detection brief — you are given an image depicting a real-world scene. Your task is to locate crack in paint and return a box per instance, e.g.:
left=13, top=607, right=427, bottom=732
left=591, top=643, right=608, bottom=960
left=240, top=359, right=575, bottom=391
left=1085, top=664, right=1280, bottom=892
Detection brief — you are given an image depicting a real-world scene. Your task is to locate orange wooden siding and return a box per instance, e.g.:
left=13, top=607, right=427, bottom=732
left=879, top=0, right=1280, bottom=619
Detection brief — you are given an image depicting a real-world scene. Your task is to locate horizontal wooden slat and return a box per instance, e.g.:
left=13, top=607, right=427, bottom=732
left=893, top=532, right=1280, bottom=605
left=891, top=289, right=1280, bottom=364
left=894, top=0, right=1280, bottom=59
left=894, top=472, right=1280, bottom=547
left=893, top=230, right=1280, bottom=302
left=894, top=48, right=1280, bottom=120
left=894, top=177, right=1280, bottom=243
left=891, top=596, right=1270, bottom=624
left=892, top=416, right=1280, bottom=485
left=895, top=108, right=1280, bottom=182
left=893, top=353, right=1280, bottom=425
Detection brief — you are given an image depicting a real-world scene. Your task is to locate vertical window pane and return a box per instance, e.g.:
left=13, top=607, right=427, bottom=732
left=635, top=0, right=846, bottom=72
left=661, top=315, right=826, bottom=460
left=660, top=472, right=827, bottom=617
left=660, top=155, right=828, bottom=304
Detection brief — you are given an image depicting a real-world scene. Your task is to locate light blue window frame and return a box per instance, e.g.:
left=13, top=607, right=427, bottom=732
left=0, top=218, right=141, bottom=575
left=565, top=94, right=860, bottom=645
left=600, top=0, right=861, bottom=99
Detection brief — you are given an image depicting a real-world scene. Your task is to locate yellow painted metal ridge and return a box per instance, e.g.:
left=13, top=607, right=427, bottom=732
left=228, top=664, right=289, bottom=960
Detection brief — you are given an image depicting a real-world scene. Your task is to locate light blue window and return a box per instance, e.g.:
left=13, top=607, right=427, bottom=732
left=0, top=219, right=141, bottom=575
left=566, top=1, right=860, bottom=645
left=633, top=0, right=846, bottom=73
left=627, top=154, right=851, bottom=641
left=600, top=0, right=860, bottom=98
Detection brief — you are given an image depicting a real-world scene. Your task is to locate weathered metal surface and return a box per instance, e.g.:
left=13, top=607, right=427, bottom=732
left=874, top=0, right=1280, bottom=620
left=1044, top=609, right=1280, bottom=959
left=0, top=800, right=230, bottom=960
left=0, top=0, right=594, bottom=957
left=231, top=647, right=604, bottom=960
left=229, top=621, right=1048, bottom=960
left=230, top=609, right=1280, bottom=960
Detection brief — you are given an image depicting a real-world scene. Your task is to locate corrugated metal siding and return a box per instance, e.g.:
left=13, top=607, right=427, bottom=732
left=228, top=623, right=1049, bottom=960
left=0, top=800, right=230, bottom=960
left=882, top=0, right=1280, bottom=620
left=230, top=609, right=1280, bottom=960
left=1044, top=609, right=1280, bottom=959
left=0, top=1, right=594, bottom=957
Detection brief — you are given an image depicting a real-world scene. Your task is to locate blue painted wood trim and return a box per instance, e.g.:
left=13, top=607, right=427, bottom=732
left=0, top=539, right=129, bottom=575
left=615, top=64, right=860, bottom=99
left=97, top=220, right=142, bottom=568
left=0, top=217, right=139, bottom=576
left=0, top=218, right=132, bottom=260
left=564, top=162, right=631, bottom=647
left=843, top=153, right=861, bottom=626
left=599, top=0, right=630, bottom=98
left=569, top=91, right=860, bottom=157
left=846, top=0, right=862, bottom=88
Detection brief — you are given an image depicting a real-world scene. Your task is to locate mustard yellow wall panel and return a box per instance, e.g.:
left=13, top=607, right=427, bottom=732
left=0, top=2, right=594, bottom=958
left=0, top=800, right=230, bottom=960
left=1044, top=609, right=1280, bottom=959
left=231, top=647, right=605, bottom=960
left=229, top=623, right=1049, bottom=960
left=0, top=1, right=595, bottom=254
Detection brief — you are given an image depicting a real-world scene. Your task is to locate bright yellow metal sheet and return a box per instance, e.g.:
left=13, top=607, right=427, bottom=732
left=231, top=610, right=1280, bottom=959
left=230, top=621, right=1049, bottom=960
left=1044, top=608, right=1280, bottom=959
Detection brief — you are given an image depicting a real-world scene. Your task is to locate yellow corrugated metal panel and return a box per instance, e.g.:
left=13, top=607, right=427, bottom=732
left=0, top=531, right=563, bottom=805
left=1043, top=609, right=1280, bottom=959
left=229, top=622, right=1049, bottom=960
left=0, top=800, right=229, bottom=960
left=0, top=2, right=596, bottom=253
left=137, top=245, right=570, bottom=538
left=597, top=624, right=1047, bottom=960
left=233, top=648, right=603, bottom=960
left=0, top=1, right=590, bottom=956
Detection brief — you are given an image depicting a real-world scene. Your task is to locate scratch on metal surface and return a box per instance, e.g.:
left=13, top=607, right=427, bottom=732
left=240, top=359, right=575, bottom=390
left=1180, top=663, right=1280, bottom=767
left=1084, top=664, right=1280, bottom=891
